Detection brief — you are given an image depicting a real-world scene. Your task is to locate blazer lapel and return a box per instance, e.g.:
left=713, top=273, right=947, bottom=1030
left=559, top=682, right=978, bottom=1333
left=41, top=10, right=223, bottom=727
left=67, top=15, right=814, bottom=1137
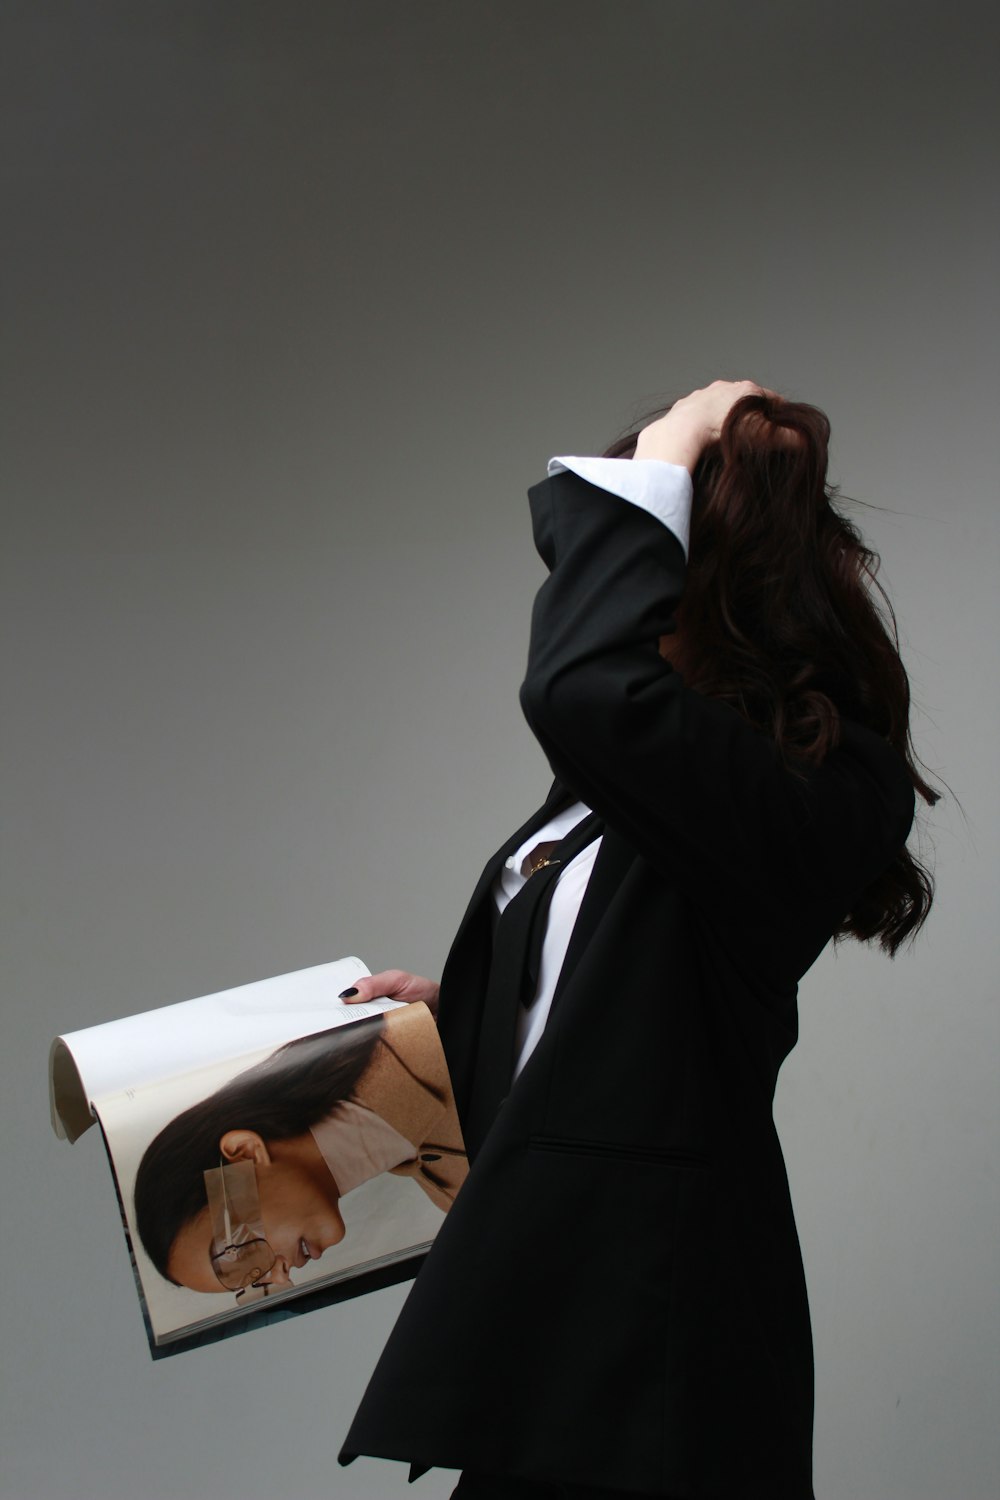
left=549, top=825, right=635, bottom=1015
left=437, top=779, right=572, bottom=1123
left=444, top=778, right=571, bottom=961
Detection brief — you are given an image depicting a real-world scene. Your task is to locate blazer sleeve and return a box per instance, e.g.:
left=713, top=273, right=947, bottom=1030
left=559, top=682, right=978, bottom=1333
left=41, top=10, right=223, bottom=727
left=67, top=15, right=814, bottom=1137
left=518, top=469, right=915, bottom=930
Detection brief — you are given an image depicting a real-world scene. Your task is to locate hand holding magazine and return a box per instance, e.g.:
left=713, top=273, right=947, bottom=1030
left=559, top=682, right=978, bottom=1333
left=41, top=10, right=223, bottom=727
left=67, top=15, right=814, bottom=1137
left=49, top=957, right=468, bottom=1357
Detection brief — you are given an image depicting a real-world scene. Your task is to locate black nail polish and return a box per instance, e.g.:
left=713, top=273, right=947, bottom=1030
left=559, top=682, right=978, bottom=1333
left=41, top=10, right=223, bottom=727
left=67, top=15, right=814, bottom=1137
left=338, top=987, right=358, bottom=998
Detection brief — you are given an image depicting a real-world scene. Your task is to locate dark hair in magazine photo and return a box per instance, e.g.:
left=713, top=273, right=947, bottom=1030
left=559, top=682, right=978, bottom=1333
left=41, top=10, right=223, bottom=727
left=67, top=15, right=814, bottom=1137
left=134, top=1013, right=386, bottom=1283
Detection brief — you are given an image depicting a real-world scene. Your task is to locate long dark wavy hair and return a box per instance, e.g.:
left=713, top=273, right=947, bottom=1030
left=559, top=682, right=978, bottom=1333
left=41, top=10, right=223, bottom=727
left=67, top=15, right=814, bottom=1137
left=134, top=1014, right=385, bottom=1283
left=603, top=389, right=937, bottom=954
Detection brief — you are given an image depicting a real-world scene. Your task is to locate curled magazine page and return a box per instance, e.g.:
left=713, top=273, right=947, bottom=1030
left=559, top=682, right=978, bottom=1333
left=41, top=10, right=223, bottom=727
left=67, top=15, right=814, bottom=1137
left=50, top=957, right=381, bottom=1141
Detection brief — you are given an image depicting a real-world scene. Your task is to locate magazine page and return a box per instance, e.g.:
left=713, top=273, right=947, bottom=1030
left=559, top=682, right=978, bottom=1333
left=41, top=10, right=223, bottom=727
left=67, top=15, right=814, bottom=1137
left=50, top=956, right=375, bottom=1143
left=94, top=999, right=468, bottom=1353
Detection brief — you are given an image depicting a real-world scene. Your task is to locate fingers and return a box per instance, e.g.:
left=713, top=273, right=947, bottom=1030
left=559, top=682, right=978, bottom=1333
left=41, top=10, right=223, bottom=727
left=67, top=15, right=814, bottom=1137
left=711, top=378, right=766, bottom=410
left=710, top=380, right=801, bottom=448
left=339, top=969, right=413, bottom=1003
left=339, top=970, right=440, bottom=1018
left=692, top=379, right=779, bottom=441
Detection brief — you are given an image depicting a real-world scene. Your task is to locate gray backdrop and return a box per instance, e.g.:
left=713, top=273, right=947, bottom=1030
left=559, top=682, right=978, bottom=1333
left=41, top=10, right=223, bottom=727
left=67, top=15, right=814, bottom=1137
left=3, top=3, right=997, bottom=1498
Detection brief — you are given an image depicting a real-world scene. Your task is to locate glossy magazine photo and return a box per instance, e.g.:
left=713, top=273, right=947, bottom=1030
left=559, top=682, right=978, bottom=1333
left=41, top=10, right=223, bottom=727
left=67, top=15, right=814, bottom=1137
left=49, top=958, right=468, bottom=1357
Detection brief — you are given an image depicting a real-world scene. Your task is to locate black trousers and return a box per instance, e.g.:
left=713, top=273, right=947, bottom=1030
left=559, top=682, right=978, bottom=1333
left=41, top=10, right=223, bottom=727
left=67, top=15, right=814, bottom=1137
left=450, top=1474, right=677, bottom=1500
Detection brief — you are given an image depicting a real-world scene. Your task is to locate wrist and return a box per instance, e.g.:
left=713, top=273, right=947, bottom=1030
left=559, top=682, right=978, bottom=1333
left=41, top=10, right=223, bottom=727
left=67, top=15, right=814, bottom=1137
left=633, top=420, right=705, bottom=475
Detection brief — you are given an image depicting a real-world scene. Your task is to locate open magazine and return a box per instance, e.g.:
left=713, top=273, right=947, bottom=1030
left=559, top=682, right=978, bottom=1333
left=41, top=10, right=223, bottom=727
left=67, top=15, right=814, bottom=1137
left=49, top=957, right=468, bottom=1358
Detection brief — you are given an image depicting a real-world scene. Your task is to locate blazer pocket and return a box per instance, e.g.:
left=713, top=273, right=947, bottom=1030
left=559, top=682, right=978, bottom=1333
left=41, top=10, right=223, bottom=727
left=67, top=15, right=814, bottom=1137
left=527, top=1133, right=710, bottom=1170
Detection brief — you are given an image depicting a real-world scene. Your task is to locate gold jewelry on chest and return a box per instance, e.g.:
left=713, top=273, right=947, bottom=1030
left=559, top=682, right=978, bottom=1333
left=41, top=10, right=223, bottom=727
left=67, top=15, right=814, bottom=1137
left=520, top=841, right=562, bottom=879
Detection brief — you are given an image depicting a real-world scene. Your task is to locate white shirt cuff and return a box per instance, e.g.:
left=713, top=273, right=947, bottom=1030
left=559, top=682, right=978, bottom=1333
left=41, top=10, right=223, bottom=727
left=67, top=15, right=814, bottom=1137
left=546, top=456, right=693, bottom=558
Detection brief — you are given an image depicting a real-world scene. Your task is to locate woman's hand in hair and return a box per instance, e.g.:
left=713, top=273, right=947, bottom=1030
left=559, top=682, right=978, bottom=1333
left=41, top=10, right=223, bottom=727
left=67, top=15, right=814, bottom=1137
left=634, top=379, right=769, bottom=472
left=340, top=969, right=440, bottom=1022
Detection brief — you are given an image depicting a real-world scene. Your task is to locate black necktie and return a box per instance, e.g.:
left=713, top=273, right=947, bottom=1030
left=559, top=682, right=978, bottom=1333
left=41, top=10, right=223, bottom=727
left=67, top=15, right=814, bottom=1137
left=464, top=810, right=603, bottom=1159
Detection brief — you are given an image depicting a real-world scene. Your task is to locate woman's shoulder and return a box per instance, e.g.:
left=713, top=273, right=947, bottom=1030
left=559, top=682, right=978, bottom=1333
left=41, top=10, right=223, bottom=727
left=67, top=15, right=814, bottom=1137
left=825, top=718, right=915, bottom=827
left=791, top=717, right=917, bottom=904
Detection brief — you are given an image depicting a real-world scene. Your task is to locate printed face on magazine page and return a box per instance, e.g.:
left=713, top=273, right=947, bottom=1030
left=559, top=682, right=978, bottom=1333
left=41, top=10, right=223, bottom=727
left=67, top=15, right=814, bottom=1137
left=166, top=1128, right=347, bottom=1294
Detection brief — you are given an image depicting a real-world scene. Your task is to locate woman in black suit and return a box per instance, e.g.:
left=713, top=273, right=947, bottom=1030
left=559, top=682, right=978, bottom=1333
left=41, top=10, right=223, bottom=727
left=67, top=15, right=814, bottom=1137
left=337, top=380, right=936, bottom=1500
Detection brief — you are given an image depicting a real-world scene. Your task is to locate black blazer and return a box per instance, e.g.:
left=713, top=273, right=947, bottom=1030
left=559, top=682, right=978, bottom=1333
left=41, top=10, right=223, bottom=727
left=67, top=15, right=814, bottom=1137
left=339, top=471, right=915, bottom=1499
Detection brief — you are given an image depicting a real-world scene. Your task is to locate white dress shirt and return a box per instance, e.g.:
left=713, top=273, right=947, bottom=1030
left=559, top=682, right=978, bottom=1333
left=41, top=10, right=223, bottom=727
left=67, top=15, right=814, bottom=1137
left=496, top=456, right=693, bottom=1080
